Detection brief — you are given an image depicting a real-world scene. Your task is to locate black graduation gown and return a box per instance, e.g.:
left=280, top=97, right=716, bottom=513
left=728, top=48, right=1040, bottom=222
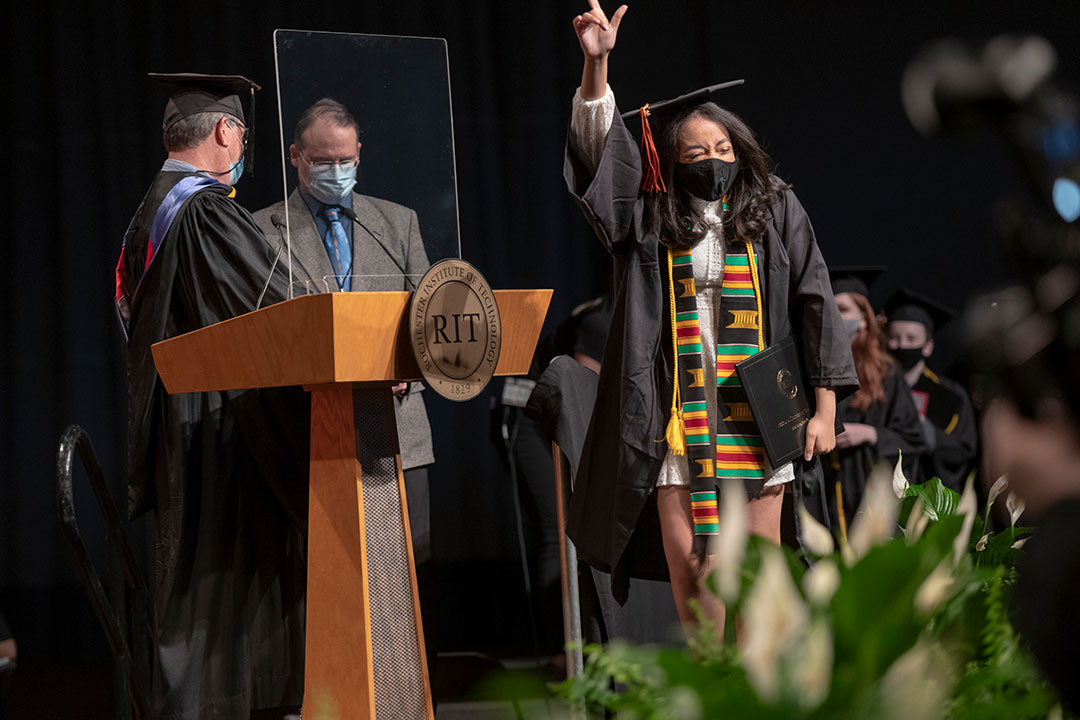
left=824, top=367, right=925, bottom=533
left=563, top=107, right=859, bottom=599
left=910, top=366, right=978, bottom=492
left=120, top=171, right=309, bottom=719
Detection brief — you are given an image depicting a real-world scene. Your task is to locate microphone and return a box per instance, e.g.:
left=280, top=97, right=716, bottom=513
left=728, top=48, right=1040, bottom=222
left=255, top=213, right=286, bottom=310
left=339, top=206, right=414, bottom=290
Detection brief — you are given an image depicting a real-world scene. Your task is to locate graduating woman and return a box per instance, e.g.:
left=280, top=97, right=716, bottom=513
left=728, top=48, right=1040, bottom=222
left=564, top=1, right=859, bottom=636
left=826, top=272, right=925, bottom=539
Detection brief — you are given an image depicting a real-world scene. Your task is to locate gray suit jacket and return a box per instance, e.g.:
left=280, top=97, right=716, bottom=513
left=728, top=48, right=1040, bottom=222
left=253, top=188, right=435, bottom=469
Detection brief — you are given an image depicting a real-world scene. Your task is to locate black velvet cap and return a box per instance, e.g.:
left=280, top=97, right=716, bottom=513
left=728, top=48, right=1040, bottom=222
left=883, top=287, right=955, bottom=335
left=829, top=265, right=887, bottom=299
left=149, top=72, right=260, bottom=131
left=619, top=80, right=746, bottom=120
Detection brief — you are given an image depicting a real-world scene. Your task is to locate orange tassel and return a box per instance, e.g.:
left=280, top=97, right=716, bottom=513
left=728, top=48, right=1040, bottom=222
left=639, top=105, right=667, bottom=194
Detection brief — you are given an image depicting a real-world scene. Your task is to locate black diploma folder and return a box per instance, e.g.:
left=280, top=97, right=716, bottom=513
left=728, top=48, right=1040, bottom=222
left=734, top=335, right=844, bottom=466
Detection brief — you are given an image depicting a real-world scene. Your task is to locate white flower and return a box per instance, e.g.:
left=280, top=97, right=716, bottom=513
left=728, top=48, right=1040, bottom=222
left=713, top=478, right=748, bottom=602
left=915, top=558, right=955, bottom=615
left=892, top=449, right=909, bottom=498
left=740, top=546, right=810, bottom=702
left=666, top=686, right=704, bottom=720
left=840, top=540, right=855, bottom=568
left=1006, top=491, right=1026, bottom=526
left=848, top=463, right=899, bottom=563
left=975, top=533, right=990, bottom=551
left=798, top=502, right=835, bottom=557
left=880, top=640, right=953, bottom=720
left=793, top=618, right=833, bottom=709
left=803, top=558, right=840, bottom=606
left=904, top=496, right=929, bottom=544
left=953, top=474, right=977, bottom=567
left=987, top=474, right=1009, bottom=510
left=1012, top=537, right=1030, bottom=550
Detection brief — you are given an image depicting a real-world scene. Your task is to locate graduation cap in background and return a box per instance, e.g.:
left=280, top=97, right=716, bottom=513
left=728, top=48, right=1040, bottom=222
left=149, top=72, right=260, bottom=175
left=828, top=265, right=887, bottom=299
left=882, top=287, right=956, bottom=336
left=620, top=80, right=746, bottom=193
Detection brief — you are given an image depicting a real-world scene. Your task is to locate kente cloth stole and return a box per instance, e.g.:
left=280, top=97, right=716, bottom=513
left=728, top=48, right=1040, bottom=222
left=668, top=239, right=766, bottom=537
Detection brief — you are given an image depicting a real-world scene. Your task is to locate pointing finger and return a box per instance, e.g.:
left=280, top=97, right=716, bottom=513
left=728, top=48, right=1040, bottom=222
left=585, top=0, right=610, bottom=29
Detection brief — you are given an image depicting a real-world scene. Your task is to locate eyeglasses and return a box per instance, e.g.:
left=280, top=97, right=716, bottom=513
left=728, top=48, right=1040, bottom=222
left=300, top=149, right=359, bottom=172
left=226, top=120, right=249, bottom=150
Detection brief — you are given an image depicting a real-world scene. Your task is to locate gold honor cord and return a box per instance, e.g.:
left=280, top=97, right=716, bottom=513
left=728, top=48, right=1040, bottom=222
left=664, top=244, right=686, bottom=455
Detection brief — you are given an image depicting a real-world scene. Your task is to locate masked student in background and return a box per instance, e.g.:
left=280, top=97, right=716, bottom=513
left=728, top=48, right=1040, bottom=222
left=883, top=288, right=977, bottom=492
left=826, top=268, right=925, bottom=540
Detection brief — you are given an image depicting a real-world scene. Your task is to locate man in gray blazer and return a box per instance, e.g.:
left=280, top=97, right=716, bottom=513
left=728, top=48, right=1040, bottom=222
left=252, top=100, right=437, bottom=662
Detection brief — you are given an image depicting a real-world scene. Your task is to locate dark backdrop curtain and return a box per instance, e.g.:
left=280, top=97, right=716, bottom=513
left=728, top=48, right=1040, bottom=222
left=2, top=0, right=1079, bottom=669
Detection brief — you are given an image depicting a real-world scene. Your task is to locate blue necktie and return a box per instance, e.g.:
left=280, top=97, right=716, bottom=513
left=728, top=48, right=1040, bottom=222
left=321, top=206, right=351, bottom=291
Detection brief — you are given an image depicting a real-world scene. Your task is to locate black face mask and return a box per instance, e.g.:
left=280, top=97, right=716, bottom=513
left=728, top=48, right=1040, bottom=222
left=893, top=346, right=925, bottom=371
left=674, top=157, right=740, bottom=201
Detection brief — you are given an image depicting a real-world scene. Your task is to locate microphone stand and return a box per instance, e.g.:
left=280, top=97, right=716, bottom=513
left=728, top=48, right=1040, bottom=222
left=255, top=213, right=287, bottom=310
left=340, top=206, right=415, bottom=291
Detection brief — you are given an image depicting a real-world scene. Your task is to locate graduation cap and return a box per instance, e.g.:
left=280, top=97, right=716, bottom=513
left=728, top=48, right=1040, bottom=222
left=882, top=287, right=955, bottom=335
left=619, top=80, right=746, bottom=193
left=150, top=72, right=260, bottom=174
left=828, top=265, right=887, bottom=298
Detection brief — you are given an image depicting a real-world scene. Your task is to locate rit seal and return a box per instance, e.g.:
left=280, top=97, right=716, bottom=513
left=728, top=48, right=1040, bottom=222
left=410, top=259, right=501, bottom=401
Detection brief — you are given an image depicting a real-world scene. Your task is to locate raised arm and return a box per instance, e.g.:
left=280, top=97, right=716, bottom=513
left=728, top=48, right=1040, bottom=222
left=573, top=1, right=627, bottom=100
left=566, top=1, right=641, bottom=254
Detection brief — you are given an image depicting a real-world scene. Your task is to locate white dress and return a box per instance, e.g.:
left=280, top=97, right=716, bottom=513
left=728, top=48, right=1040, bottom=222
left=570, top=86, right=794, bottom=489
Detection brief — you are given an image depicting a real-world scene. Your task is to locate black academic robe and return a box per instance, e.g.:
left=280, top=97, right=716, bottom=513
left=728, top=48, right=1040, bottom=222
left=824, top=367, right=925, bottom=533
left=563, top=107, right=859, bottom=598
left=120, top=171, right=309, bottom=719
left=910, top=366, right=978, bottom=492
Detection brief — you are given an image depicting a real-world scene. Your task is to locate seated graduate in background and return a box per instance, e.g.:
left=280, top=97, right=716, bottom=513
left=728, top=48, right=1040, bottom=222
left=826, top=268, right=925, bottom=539
left=564, top=1, right=858, bottom=640
left=115, top=73, right=308, bottom=720
left=883, top=288, right=978, bottom=492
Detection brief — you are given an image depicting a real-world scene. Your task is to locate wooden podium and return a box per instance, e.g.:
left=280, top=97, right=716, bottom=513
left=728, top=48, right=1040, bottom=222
left=151, top=289, right=551, bottom=719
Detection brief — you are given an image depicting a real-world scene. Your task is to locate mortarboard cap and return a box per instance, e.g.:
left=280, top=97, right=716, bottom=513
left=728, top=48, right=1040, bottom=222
left=620, top=80, right=746, bottom=193
left=883, top=287, right=955, bottom=335
left=150, top=72, right=259, bottom=176
left=829, top=265, right=887, bottom=299
left=149, top=73, right=259, bottom=130
left=620, top=80, right=746, bottom=121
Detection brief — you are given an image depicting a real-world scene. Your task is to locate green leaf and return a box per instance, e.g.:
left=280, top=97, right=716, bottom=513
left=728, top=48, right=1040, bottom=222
left=829, top=538, right=939, bottom=703
left=906, top=477, right=961, bottom=521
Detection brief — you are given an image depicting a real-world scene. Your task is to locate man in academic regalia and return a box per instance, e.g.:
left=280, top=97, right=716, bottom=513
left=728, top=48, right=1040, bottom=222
left=115, top=73, right=308, bottom=719
left=884, top=288, right=978, bottom=492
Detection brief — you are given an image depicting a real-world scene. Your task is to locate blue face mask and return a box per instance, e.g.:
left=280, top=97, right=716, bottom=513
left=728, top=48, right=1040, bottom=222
left=228, top=153, right=245, bottom=186
left=216, top=123, right=245, bottom=186
left=307, top=162, right=358, bottom=205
